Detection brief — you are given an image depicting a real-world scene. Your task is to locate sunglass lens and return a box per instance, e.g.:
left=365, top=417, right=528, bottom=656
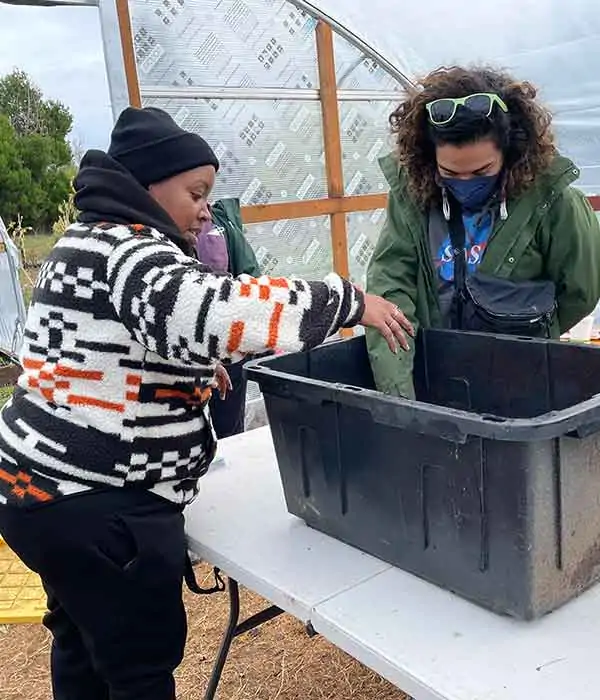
left=464, top=94, right=493, bottom=115
left=429, top=99, right=455, bottom=124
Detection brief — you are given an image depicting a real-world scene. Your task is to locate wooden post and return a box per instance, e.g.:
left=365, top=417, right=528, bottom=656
left=315, top=20, right=354, bottom=336
left=315, top=20, right=349, bottom=280
left=115, top=0, right=142, bottom=108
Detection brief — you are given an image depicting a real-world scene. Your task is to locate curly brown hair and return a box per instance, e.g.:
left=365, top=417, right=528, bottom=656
left=389, top=65, right=556, bottom=208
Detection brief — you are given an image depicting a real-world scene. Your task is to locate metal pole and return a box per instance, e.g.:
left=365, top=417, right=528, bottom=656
left=97, top=0, right=129, bottom=119
left=140, top=86, right=321, bottom=102
left=0, top=217, right=27, bottom=357
left=140, top=86, right=403, bottom=102
left=288, top=0, right=416, bottom=92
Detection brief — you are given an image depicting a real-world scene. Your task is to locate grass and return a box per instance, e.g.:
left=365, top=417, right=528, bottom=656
left=17, top=233, right=57, bottom=306
left=0, top=352, right=16, bottom=407
left=0, top=386, right=12, bottom=408
left=22, top=233, right=59, bottom=262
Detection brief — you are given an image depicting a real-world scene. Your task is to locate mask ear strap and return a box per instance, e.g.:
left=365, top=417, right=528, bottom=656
left=436, top=172, right=452, bottom=221
left=499, top=171, right=508, bottom=220
left=442, top=187, right=451, bottom=221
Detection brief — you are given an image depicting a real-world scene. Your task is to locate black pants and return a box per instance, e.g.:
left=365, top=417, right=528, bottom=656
left=0, top=488, right=187, bottom=700
left=209, top=360, right=247, bottom=439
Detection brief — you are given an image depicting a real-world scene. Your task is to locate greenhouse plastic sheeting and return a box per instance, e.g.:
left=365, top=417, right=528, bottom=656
left=297, top=0, right=600, bottom=194
left=0, top=218, right=26, bottom=357
left=126, top=0, right=600, bottom=287
left=124, top=0, right=600, bottom=420
left=128, top=0, right=407, bottom=287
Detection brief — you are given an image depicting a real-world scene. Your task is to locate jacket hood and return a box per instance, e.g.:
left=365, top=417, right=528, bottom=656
left=74, top=150, right=194, bottom=256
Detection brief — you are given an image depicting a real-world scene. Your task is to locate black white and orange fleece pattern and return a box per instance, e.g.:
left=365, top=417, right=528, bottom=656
left=0, top=222, right=364, bottom=507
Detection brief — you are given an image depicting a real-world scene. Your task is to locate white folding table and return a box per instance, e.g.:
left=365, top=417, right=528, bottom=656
left=185, top=426, right=600, bottom=700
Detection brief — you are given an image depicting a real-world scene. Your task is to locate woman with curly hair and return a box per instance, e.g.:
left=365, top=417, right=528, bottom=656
left=366, top=65, right=600, bottom=398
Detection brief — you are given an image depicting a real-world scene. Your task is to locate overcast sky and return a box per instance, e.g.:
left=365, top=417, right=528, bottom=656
left=0, top=4, right=113, bottom=151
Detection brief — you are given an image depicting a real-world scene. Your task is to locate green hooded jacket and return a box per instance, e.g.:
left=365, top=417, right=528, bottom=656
left=210, top=198, right=261, bottom=277
left=366, top=154, right=600, bottom=399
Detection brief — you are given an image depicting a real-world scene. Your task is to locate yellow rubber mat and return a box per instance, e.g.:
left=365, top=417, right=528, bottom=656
left=0, top=536, right=46, bottom=624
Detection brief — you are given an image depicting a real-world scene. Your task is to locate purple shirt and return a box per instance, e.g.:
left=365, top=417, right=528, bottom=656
left=195, top=221, right=229, bottom=273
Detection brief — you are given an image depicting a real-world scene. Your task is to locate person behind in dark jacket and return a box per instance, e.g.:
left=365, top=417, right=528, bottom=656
left=366, top=65, right=600, bottom=399
left=0, top=107, right=412, bottom=700
left=193, top=199, right=261, bottom=438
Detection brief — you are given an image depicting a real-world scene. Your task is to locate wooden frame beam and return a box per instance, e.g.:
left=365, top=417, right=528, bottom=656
left=315, top=20, right=349, bottom=280
left=241, top=192, right=600, bottom=224
left=115, top=0, right=142, bottom=108
left=241, top=194, right=387, bottom=224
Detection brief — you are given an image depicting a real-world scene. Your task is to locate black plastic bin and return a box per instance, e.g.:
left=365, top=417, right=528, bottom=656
left=245, top=329, right=600, bottom=619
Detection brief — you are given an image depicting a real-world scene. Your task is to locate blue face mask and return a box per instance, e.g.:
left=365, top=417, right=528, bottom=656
left=442, top=174, right=500, bottom=211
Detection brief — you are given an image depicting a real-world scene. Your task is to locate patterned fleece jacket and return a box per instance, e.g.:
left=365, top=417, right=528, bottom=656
left=0, top=151, right=364, bottom=507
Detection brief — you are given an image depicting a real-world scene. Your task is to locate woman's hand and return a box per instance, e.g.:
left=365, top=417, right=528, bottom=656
left=360, top=293, right=414, bottom=354
left=213, top=363, right=233, bottom=400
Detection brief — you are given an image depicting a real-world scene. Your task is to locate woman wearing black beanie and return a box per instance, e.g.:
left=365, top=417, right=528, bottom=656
left=0, top=107, right=411, bottom=700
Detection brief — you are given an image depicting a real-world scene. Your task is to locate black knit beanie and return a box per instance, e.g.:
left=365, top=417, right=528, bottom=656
left=108, top=107, right=220, bottom=187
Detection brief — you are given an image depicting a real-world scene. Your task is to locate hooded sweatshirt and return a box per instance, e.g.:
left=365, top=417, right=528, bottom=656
left=0, top=152, right=364, bottom=507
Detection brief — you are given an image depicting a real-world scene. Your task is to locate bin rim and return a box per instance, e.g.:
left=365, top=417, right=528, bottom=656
left=245, top=336, right=600, bottom=444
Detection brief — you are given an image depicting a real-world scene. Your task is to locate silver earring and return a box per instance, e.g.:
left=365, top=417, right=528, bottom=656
left=500, top=198, right=508, bottom=220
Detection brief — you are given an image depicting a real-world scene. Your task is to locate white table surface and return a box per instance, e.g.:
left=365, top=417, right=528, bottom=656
left=185, top=427, right=389, bottom=622
left=185, top=427, right=600, bottom=700
left=312, top=566, right=600, bottom=700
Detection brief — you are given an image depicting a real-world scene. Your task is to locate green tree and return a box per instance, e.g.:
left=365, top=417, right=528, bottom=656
left=0, top=70, right=73, bottom=231
left=0, top=69, right=73, bottom=140
left=0, top=115, right=33, bottom=224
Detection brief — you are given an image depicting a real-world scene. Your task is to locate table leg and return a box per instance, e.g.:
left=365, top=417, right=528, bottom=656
left=203, top=576, right=285, bottom=700
left=203, top=578, right=240, bottom=700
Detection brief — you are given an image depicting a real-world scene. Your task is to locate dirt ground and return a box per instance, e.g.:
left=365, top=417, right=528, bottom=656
left=0, top=562, right=409, bottom=700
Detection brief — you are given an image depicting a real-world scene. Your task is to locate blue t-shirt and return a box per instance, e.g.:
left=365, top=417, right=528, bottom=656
left=435, top=210, right=494, bottom=282
left=428, top=208, right=495, bottom=327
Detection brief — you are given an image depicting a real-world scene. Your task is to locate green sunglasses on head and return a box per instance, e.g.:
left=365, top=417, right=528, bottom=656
left=426, top=92, right=509, bottom=126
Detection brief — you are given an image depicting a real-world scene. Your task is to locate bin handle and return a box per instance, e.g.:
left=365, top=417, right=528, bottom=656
left=567, top=419, right=600, bottom=439
left=479, top=413, right=508, bottom=424
left=335, top=383, right=366, bottom=393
